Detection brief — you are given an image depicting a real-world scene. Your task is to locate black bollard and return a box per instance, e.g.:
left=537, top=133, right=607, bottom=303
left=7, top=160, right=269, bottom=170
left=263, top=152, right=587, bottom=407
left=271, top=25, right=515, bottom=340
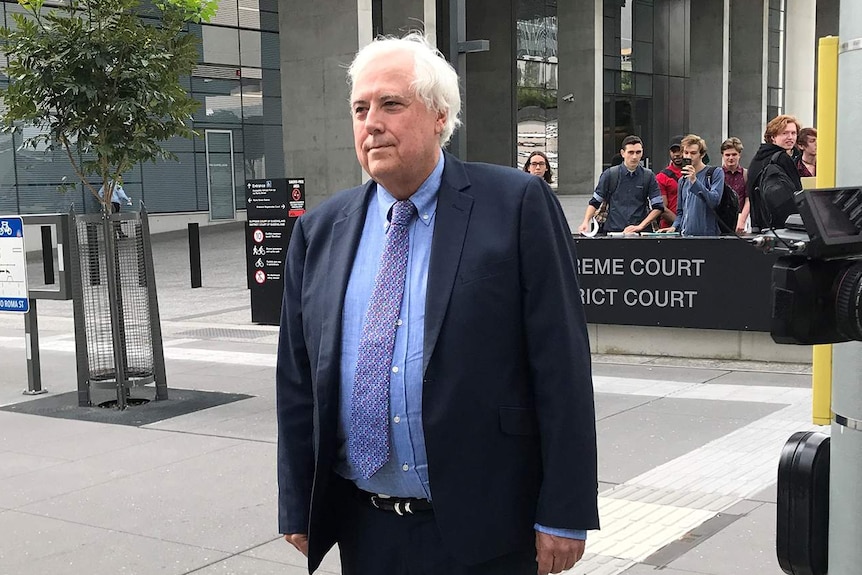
left=188, top=222, right=202, bottom=288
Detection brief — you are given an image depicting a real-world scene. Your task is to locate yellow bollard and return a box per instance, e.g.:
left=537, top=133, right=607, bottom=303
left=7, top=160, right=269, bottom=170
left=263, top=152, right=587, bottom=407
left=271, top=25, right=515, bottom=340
left=810, top=36, right=838, bottom=426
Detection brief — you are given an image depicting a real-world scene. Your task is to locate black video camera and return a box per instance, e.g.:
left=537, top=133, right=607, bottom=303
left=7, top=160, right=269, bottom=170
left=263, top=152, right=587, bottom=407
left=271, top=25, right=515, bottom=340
left=762, top=187, right=862, bottom=345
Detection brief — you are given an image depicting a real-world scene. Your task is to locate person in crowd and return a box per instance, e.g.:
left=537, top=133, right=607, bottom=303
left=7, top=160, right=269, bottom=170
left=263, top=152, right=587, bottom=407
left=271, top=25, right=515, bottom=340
left=745, top=114, right=803, bottom=231
left=659, top=134, right=723, bottom=236
left=578, top=135, right=663, bottom=234
left=796, top=127, right=817, bottom=177
left=99, top=178, right=132, bottom=214
left=655, top=135, right=684, bottom=229
left=99, top=177, right=132, bottom=238
left=720, top=137, right=748, bottom=233
left=276, top=32, right=599, bottom=575
left=523, top=150, right=554, bottom=184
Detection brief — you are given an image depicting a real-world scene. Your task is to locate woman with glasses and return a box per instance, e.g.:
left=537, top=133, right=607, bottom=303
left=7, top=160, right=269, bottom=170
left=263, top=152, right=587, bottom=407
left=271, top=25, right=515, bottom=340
left=523, top=151, right=554, bottom=184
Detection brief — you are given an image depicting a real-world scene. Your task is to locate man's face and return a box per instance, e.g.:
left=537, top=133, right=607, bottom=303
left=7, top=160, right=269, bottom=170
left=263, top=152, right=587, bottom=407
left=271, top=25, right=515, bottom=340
left=800, top=136, right=817, bottom=157
left=683, top=144, right=703, bottom=167
left=621, top=143, right=643, bottom=169
left=351, top=52, right=446, bottom=197
left=770, top=123, right=798, bottom=151
left=722, top=149, right=740, bottom=170
left=669, top=146, right=683, bottom=166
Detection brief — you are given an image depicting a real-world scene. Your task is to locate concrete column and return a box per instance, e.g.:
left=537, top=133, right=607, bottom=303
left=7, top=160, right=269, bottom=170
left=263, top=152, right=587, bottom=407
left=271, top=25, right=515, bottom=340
left=728, top=0, right=768, bottom=164
left=556, top=0, right=601, bottom=195
left=279, top=0, right=369, bottom=208
left=784, top=0, right=816, bottom=126
left=688, top=0, right=728, bottom=153
left=830, top=2, right=862, bottom=573
left=465, top=0, right=516, bottom=167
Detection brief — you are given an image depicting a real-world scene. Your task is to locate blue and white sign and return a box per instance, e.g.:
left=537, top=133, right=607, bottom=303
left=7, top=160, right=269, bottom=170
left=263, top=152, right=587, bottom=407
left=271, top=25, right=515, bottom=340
left=0, top=216, right=29, bottom=313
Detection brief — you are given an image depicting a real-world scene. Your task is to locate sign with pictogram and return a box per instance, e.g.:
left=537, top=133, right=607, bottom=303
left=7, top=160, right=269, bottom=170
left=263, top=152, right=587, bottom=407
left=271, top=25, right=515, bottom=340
left=245, top=178, right=305, bottom=324
left=0, top=216, right=29, bottom=313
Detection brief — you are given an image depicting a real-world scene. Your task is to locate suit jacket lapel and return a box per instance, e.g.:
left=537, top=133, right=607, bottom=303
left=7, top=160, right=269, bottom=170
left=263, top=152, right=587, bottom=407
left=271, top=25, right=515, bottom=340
left=424, top=153, right=473, bottom=374
left=316, top=181, right=375, bottom=408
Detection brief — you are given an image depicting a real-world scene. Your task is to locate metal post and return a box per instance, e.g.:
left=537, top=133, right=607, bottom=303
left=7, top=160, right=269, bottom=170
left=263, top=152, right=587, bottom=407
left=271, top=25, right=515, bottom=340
left=139, top=205, right=168, bottom=401
left=811, top=36, right=839, bottom=426
left=448, top=0, right=466, bottom=160
left=829, top=3, right=862, bottom=573
left=102, top=213, right=128, bottom=410
left=188, top=222, right=202, bottom=288
left=23, top=299, right=47, bottom=395
left=40, top=225, right=54, bottom=285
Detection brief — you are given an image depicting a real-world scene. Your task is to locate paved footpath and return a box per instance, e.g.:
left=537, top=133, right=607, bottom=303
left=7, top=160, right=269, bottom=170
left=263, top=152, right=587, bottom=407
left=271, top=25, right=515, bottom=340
left=0, top=221, right=820, bottom=575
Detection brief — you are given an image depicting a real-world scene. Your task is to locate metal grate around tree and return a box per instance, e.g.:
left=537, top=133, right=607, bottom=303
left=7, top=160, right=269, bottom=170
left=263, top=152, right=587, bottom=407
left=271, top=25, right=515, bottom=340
left=69, top=207, right=167, bottom=407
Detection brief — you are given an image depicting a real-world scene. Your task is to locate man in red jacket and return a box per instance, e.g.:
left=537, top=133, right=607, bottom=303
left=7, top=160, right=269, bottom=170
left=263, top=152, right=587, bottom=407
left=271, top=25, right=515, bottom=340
left=655, top=136, right=684, bottom=229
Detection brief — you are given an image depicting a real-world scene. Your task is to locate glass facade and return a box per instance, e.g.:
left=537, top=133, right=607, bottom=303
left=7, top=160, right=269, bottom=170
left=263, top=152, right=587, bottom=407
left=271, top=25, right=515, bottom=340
left=603, top=0, right=655, bottom=168
left=516, top=0, right=558, bottom=184
left=767, top=0, right=786, bottom=120
left=0, top=0, right=282, bottom=218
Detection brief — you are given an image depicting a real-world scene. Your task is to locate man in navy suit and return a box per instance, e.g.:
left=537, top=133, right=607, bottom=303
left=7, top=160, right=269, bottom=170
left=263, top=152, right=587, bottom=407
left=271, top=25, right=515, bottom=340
left=276, top=32, right=599, bottom=575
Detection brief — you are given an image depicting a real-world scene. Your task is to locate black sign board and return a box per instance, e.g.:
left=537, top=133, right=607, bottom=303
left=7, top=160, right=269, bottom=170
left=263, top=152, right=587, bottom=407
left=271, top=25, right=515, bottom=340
left=245, top=178, right=305, bottom=325
left=574, top=237, right=779, bottom=331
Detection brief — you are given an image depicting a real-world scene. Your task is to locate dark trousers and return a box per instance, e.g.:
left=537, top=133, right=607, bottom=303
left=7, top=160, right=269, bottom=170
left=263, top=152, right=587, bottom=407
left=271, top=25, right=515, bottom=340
left=111, top=202, right=121, bottom=213
left=335, top=481, right=537, bottom=575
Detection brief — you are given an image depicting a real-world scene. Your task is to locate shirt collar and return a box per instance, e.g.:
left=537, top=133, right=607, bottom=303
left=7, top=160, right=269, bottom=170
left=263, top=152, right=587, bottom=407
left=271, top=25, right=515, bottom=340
left=624, top=164, right=642, bottom=176
left=375, top=151, right=443, bottom=228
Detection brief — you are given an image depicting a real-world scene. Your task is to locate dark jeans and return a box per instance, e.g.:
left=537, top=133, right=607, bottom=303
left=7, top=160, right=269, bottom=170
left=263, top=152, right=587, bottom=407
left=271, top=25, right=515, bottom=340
left=335, top=481, right=537, bottom=575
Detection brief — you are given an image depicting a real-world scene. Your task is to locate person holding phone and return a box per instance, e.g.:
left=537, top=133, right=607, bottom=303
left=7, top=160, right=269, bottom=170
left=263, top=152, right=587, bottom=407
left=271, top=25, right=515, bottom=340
left=658, top=134, right=723, bottom=236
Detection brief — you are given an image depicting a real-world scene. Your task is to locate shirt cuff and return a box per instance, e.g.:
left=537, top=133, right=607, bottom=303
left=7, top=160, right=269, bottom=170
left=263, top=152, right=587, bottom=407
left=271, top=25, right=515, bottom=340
left=534, top=523, right=587, bottom=540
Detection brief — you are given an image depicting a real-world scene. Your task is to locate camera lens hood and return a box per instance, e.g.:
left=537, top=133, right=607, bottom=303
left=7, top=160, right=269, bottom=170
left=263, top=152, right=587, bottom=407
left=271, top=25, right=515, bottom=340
left=835, top=261, right=862, bottom=341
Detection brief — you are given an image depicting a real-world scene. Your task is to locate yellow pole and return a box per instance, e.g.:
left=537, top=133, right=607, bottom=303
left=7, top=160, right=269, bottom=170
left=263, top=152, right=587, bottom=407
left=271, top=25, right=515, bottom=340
left=811, top=36, right=838, bottom=426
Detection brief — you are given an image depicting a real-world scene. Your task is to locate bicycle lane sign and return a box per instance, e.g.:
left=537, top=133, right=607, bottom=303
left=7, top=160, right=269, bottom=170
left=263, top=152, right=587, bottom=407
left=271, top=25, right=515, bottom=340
left=0, top=216, right=29, bottom=313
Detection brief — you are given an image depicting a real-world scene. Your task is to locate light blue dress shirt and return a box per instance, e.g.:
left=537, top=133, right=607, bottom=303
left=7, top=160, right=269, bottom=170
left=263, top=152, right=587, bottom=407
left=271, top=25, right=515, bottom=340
left=99, top=181, right=131, bottom=204
left=335, top=152, right=585, bottom=541
left=335, top=153, right=442, bottom=500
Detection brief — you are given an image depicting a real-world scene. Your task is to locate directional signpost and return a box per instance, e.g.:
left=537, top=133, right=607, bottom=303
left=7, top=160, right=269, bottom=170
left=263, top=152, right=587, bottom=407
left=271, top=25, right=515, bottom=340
left=245, top=178, right=305, bottom=324
left=0, top=215, right=46, bottom=395
left=0, top=216, right=29, bottom=314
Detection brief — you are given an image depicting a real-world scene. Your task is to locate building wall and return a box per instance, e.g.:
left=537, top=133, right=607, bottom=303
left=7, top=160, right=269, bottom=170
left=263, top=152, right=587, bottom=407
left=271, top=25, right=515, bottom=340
left=0, top=0, right=283, bottom=221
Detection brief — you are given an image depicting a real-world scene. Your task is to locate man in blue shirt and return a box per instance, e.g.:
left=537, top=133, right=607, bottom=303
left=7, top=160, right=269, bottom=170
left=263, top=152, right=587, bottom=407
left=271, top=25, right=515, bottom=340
left=661, top=134, right=724, bottom=236
left=276, top=33, right=598, bottom=575
left=578, top=135, right=663, bottom=235
left=98, top=178, right=132, bottom=214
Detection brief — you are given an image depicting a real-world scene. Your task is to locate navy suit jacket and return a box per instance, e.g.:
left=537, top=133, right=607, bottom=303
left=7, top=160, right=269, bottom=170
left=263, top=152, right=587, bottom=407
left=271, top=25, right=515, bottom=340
left=276, top=152, right=599, bottom=572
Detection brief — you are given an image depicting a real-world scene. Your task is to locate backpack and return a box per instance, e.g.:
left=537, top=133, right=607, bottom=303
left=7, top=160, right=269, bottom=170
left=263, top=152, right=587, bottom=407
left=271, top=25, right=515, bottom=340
left=705, top=166, right=740, bottom=234
left=751, top=151, right=800, bottom=229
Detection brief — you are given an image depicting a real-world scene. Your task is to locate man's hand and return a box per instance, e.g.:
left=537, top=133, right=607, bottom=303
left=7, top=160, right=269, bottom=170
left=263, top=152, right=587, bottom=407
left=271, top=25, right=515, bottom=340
left=535, top=531, right=585, bottom=575
left=683, top=164, right=696, bottom=183
left=577, top=220, right=590, bottom=234
left=622, top=225, right=641, bottom=235
left=283, top=533, right=309, bottom=556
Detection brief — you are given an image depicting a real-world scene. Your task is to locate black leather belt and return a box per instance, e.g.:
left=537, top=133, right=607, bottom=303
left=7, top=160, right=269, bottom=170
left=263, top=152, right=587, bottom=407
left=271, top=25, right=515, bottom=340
left=357, top=489, right=433, bottom=515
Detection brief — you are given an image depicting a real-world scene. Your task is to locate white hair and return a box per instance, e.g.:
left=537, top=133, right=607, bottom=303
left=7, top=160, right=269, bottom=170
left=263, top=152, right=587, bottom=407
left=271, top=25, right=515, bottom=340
left=347, top=32, right=462, bottom=147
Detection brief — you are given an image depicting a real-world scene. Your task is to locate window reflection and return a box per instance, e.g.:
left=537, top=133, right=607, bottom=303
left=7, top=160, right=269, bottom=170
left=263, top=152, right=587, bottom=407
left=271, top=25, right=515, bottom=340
left=201, top=25, right=239, bottom=66
left=516, top=3, right=557, bottom=187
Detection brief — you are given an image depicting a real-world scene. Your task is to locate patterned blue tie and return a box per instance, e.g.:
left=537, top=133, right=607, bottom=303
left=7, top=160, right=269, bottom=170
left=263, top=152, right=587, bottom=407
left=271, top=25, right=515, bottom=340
left=349, top=199, right=416, bottom=479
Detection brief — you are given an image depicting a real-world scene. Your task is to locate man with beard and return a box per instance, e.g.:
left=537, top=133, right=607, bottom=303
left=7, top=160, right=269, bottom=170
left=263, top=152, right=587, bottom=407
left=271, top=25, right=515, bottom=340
left=745, top=115, right=803, bottom=231
left=655, top=136, right=684, bottom=229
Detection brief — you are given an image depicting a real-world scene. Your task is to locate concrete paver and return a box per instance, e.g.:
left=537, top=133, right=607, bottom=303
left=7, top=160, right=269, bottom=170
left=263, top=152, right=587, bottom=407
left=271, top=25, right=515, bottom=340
left=0, top=219, right=822, bottom=574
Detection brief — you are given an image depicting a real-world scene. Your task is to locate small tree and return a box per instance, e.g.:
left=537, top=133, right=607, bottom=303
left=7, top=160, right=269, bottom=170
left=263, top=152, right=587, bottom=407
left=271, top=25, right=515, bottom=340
left=0, top=0, right=217, bottom=212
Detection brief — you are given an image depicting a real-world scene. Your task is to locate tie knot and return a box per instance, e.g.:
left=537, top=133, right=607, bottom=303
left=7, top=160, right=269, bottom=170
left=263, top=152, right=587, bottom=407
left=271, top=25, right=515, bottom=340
left=390, top=200, right=416, bottom=227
